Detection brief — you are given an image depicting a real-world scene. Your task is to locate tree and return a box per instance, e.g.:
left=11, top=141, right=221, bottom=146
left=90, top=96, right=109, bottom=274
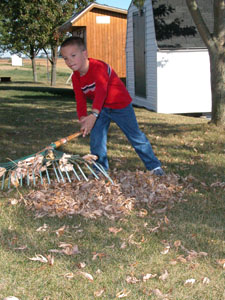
left=0, top=0, right=55, bottom=82
left=186, top=0, right=225, bottom=125
left=0, top=0, right=94, bottom=85
left=134, top=0, right=197, bottom=41
left=40, top=0, right=95, bottom=86
left=133, top=0, right=225, bottom=126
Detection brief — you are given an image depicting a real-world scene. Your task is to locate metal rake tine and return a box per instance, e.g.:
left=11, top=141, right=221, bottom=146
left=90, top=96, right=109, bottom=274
left=39, top=170, right=44, bottom=185
left=55, top=162, right=66, bottom=183
left=72, top=166, right=81, bottom=181
left=20, top=173, right=23, bottom=187
left=65, top=169, right=72, bottom=183
left=8, top=171, right=11, bottom=189
left=52, top=163, right=60, bottom=183
left=1, top=173, right=5, bottom=190
left=45, top=167, right=51, bottom=184
left=92, top=161, right=114, bottom=184
left=56, top=161, right=72, bottom=183
left=26, top=170, right=30, bottom=186
left=84, top=162, right=100, bottom=179
left=74, top=162, right=88, bottom=181
left=32, top=169, right=36, bottom=186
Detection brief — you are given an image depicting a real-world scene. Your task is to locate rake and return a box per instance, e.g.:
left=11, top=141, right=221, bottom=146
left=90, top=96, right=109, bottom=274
left=0, top=131, right=113, bottom=189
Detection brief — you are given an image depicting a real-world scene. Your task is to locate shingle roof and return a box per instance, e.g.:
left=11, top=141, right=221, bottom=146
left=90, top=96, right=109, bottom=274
left=154, top=0, right=214, bottom=49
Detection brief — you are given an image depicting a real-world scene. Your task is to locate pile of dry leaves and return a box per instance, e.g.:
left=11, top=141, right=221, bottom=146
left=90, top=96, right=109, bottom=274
left=22, top=170, right=194, bottom=219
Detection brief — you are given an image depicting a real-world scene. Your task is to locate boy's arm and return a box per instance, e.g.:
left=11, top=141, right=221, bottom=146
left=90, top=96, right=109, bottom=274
left=72, top=74, right=88, bottom=119
left=79, top=111, right=99, bottom=137
left=91, top=64, right=110, bottom=112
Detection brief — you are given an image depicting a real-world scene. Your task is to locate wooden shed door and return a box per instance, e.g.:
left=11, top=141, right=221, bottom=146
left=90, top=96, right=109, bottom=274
left=133, top=11, right=146, bottom=98
left=72, top=27, right=87, bottom=45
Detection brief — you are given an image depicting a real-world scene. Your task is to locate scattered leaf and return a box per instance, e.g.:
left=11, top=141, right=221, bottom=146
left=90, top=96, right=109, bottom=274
left=176, top=255, right=187, bottom=263
left=161, top=245, right=170, bottom=255
left=116, top=289, right=131, bottom=298
left=92, top=252, right=106, bottom=260
left=0, top=167, right=6, bottom=178
left=9, top=199, right=19, bottom=205
left=77, top=262, right=86, bottom=269
left=82, top=154, right=98, bottom=162
left=143, top=273, right=157, bottom=282
left=46, top=254, right=54, bottom=266
left=94, top=289, right=105, bottom=297
left=174, top=240, right=181, bottom=248
left=120, top=242, right=127, bottom=249
left=63, top=272, right=74, bottom=280
left=164, top=216, right=169, bottom=224
left=184, top=278, right=196, bottom=285
left=138, top=209, right=148, bottom=218
left=14, top=245, right=27, bottom=251
left=3, top=297, right=20, bottom=300
left=216, top=259, right=225, bottom=269
left=28, top=254, right=48, bottom=263
left=109, top=227, right=123, bottom=234
left=55, top=225, right=66, bottom=237
left=202, top=277, right=210, bottom=284
left=79, top=271, right=94, bottom=282
left=59, top=243, right=80, bottom=255
left=159, top=270, right=169, bottom=281
left=170, top=259, right=178, bottom=265
left=126, top=275, right=140, bottom=284
left=151, top=289, right=168, bottom=299
left=36, top=223, right=48, bottom=232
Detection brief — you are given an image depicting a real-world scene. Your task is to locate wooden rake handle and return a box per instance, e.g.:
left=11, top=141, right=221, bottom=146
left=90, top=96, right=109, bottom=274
left=53, top=131, right=82, bottom=149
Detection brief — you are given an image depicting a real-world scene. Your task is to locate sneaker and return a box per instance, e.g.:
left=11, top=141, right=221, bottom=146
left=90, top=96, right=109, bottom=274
left=152, top=167, right=165, bottom=176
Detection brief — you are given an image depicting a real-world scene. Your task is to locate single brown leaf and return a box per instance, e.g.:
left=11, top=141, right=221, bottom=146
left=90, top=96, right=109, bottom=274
left=109, top=227, right=123, bottom=234
left=94, top=289, right=105, bottom=297
left=116, top=289, right=131, bottom=298
left=159, top=270, right=169, bottom=281
left=79, top=271, right=94, bottom=282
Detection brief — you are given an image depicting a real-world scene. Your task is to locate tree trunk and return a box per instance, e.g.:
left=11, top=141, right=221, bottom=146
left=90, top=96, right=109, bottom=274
left=30, top=46, right=37, bottom=82
left=31, top=57, right=37, bottom=82
left=51, top=45, right=58, bottom=86
left=209, top=45, right=225, bottom=126
left=185, top=0, right=225, bottom=126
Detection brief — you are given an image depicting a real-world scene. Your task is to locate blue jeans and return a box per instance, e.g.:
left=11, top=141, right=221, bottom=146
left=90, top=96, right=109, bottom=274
left=90, top=104, right=161, bottom=171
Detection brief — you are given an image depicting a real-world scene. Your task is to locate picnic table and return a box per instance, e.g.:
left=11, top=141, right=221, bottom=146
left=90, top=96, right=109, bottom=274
left=0, top=77, right=11, bottom=82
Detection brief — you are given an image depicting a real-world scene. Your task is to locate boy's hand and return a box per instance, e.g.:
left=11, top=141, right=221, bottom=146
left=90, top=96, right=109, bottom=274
left=79, top=114, right=97, bottom=137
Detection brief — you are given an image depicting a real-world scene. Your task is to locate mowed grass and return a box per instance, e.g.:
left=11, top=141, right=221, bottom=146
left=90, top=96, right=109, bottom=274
left=0, top=60, right=224, bottom=300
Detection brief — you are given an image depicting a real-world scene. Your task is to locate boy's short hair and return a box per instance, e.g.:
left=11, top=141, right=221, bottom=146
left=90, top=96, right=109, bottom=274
left=60, top=36, right=86, bottom=51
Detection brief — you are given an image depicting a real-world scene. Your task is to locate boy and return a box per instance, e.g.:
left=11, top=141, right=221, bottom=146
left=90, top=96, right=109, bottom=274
left=60, top=36, right=164, bottom=176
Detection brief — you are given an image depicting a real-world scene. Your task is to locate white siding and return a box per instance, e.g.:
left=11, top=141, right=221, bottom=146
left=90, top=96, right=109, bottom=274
left=126, top=0, right=157, bottom=111
left=126, top=4, right=136, bottom=102
left=157, top=50, right=211, bottom=113
left=145, top=1, right=158, bottom=111
left=126, top=0, right=211, bottom=114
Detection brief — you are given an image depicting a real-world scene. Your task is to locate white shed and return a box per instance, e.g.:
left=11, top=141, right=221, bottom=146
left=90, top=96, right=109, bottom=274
left=11, top=54, right=23, bottom=67
left=126, top=0, right=212, bottom=114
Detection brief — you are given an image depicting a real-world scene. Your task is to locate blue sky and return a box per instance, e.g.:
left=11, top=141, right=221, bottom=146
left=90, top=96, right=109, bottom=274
left=96, top=0, right=131, bottom=10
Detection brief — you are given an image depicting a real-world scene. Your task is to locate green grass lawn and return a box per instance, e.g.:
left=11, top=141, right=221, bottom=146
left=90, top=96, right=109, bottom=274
left=0, top=63, right=224, bottom=300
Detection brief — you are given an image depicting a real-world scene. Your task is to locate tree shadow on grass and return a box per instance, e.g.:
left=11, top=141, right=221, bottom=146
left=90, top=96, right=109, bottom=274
left=0, top=84, right=75, bottom=98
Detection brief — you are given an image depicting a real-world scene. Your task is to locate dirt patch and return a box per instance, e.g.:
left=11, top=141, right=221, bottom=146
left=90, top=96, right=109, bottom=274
left=0, top=65, right=30, bottom=70
left=0, top=58, right=68, bottom=69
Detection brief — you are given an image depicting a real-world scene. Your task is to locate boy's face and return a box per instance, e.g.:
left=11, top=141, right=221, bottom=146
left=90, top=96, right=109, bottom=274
left=61, top=44, right=88, bottom=75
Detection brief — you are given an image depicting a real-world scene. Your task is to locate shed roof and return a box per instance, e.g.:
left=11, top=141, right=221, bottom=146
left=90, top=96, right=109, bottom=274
left=154, top=0, right=214, bottom=49
left=58, top=3, right=127, bottom=33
